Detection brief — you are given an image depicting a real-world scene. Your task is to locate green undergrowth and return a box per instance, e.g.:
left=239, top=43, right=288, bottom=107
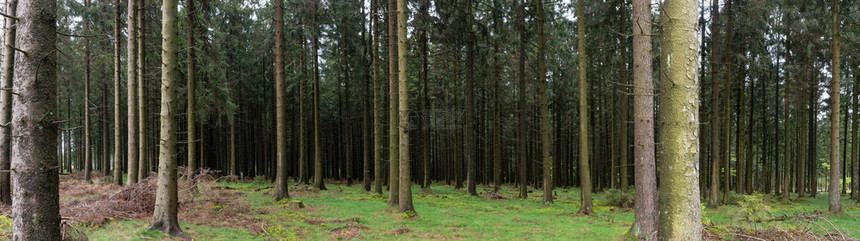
left=3, top=179, right=859, bottom=240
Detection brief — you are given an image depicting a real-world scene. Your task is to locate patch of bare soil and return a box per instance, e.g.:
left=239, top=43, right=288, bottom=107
left=704, top=224, right=858, bottom=241
left=389, top=226, right=411, bottom=235
left=327, top=224, right=368, bottom=240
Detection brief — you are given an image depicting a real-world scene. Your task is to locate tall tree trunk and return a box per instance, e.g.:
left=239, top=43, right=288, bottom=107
left=536, top=0, right=551, bottom=204
left=138, top=0, right=148, bottom=180
left=491, top=0, right=502, bottom=192
left=618, top=0, right=629, bottom=192
left=127, top=0, right=139, bottom=184
left=657, top=0, right=702, bottom=238
left=102, top=71, right=109, bottom=177
left=465, top=0, right=477, bottom=196
left=707, top=0, right=721, bottom=208
left=782, top=29, right=791, bottom=199
left=274, top=0, right=290, bottom=200
left=372, top=0, right=384, bottom=194
left=113, top=0, right=123, bottom=185
left=630, top=0, right=657, bottom=238
left=84, top=0, right=93, bottom=183
left=799, top=48, right=808, bottom=197
left=298, top=19, right=308, bottom=185
left=721, top=0, right=734, bottom=203
left=186, top=0, right=197, bottom=179
left=577, top=0, right=593, bottom=214
left=312, top=1, right=326, bottom=190
left=828, top=0, right=843, bottom=213
left=11, top=0, right=60, bottom=238
left=0, top=0, right=18, bottom=204
left=396, top=0, right=415, bottom=214
left=362, top=0, right=372, bottom=191
left=387, top=0, right=399, bottom=205
left=517, top=0, right=528, bottom=199
left=148, top=0, right=183, bottom=236
left=421, top=0, right=431, bottom=189
left=852, top=59, right=859, bottom=200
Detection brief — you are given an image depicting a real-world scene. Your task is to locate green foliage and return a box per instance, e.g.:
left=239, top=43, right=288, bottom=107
left=737, top=193, right=772, bottom=223
left=725, top=191, right=746, bottom=205
left=0, top=215, right=11, bottom=240
left=600, top=188, right=635, bottom=208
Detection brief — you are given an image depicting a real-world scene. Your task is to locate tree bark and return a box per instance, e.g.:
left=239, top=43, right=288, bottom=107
left=657, top=0, right=702, bottom=239
left=630, top=0, right=657, bottom=238
left=387, top=0, right=399, bottom=205
left=137, top=0, right=148, bottom=180
left=148, top=0, right=184, bottom=236
left=274, top=0, right=290, bottom=200
left=372, top=0, right=384, bottom=194
left=312, top=1, right=326, bottom=190
left=113, top=0, right=123, bottom=186
left=126, top=0, right=139, bottom=184
left=707, top=0, right=721, bottom=208
left=83, top=0, right=93, bottom=183
left=0, top=0, right=18, bottom=204
left=11, top=0, right=61, bottom=239
left=618, top=0, right=629, bottom=192
left=536, top=0, right=551, bottom=204
left=517, top=0, right=528, bottom=199
left=186, top=0, right=197, bottom=179
left=828, top=0, right=843, bottom=213
left=577, top=0, right=593, bottom=214
left=396, top=0, right=414, bottom=214
left=465, top=0, right=477, bottom=196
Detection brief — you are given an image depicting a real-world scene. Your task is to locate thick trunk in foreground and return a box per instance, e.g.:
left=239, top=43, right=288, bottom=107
left=630, top=0, right=657, bottom=238
left=657, top=0, right=702, bottom=239
left=387, top=0, right=399, bottom=205
left=577, top=0, right=593, bottom=214
left=274, top=0, right=290, bottom=200
left=396, top=0, right=415, bottom=214
left=828, top=0, right=843, bottom=213
left=0, top=0, right=18, bottom=204
left=11, top=0, right=60, bottom=239
left=148, top=0, right=184, bottom=236
left=127, top=0, right=139, bottom=184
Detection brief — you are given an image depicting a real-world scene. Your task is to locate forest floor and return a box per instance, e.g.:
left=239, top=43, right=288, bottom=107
left=0, top=173, right=859, bottom=240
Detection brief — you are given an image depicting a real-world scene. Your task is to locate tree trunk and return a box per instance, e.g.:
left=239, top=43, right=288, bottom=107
left=396, top=0, right=414, bottom=214
left=137, top=0, right=148, bottom=180
left=0, top=0, right=18, bottom=204
left=274, top=0, right=290, bottom=200
left=11, top=0, right=61, bottom=238
left=517, top=0, right=528, bottom=199
left=577, top=0, right=593, bottom=214
left=852, top=58, right=859, bottom=200
left=657, top=0, right=702, bottom=238
left=186, top=0, right=197, bottom=179
left=113, top=0, right=123, bottom=186
left=536, top=0, right=551, bottom=204
left=630, top=0, right=657, bottom=238
left=83, top=0, right=93, bottom=183
left=465, top=0, right=477, bottom=196
left=312, top=1, right=326, bottom=190
left=126, top=0, right=139, bottom=184
left=618, top=0, right=629, bottom=192
left=387, top=0, right=399, bottom=205
left=372, top=0, right=384, bottom=194
left=148, top=0, right=183, bottom=236
left=707, top=0, right=721, bottom=208
left=828, top=0, right=843, bottom=213
left=421, top=0, right=431, bottom=189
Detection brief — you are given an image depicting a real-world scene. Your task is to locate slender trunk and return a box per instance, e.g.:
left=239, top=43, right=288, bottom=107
left=828, top=0, right=843, bottom=213
left=362, top=0, right=372, bottom=191
left=11, top=0, right=61, bottom=238
left=396, top=0, right=414, bottom=214
left=113, top=0, right=123, bottom=185
left=707, top=0, right=721, bottom=208
left=148, top=0, right=183, bottom=235
left=630, top=0, right=657, bottom=238
left=657, top=0, right=702, bottom=238
left=186, top=0, right=197, bottom=179
left=491, top=0, right=502, bottom=192
left=577, top=0, right=593, bottom=214
left=298, top=19, right=308, bottom=185
left=83, top=0, right=93, bottom=183
left=618, top=0, right=629, bottom=192
left=138, top=0, right=148, bottom=180
left=312, top=1, right=326, bottom=190
left=464, top=0, right=477, bottom=196
left=372, top=0, right=384, bottom=194
left=721, top=0, right=734, bottom=202
left=517, top=0, right=528, bottom=199
left=126, top=0, right=139, bottom=184
left=852, top=59, right=859, bottom=200
left=274, top=0, right=290, bottom=200
left=387, top=0, right=399, bottom=205
left=536, top=0, right=551, bottom=204
left=0, top=0, right=18, bottom=204
left=421, top=0, right=431, bottom=189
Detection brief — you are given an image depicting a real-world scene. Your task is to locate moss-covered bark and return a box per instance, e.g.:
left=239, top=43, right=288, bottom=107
left=657, top=0, right=702, bottom=239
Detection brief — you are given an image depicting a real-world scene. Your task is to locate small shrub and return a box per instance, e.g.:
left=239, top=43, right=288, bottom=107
left=0, top=215, right=10, bottom=240
left=601, top=188, right=634, bottom=208
left=737, top=193, right=771, bottom=222
left=725, top=191, right=745, bottom=205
